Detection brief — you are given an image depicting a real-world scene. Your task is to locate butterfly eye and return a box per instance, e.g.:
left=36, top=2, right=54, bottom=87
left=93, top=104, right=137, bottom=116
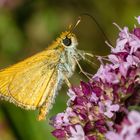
left=62, top=37, right=72, bottom=46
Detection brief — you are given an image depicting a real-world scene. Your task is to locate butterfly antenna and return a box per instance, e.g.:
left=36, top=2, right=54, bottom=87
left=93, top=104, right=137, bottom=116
left=79, top=13, right=112, bottom=45
left=67, top=17, right=81, bottom=36
left=67, top=13, right=112, bottom=46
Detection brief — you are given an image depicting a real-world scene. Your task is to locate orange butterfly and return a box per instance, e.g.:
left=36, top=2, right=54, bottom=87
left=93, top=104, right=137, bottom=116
left=0, top=19, right=89, bottom=120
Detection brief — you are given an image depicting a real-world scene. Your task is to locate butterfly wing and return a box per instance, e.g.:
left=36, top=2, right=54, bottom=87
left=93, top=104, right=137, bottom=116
left=0, top=48, right=62, bottom=110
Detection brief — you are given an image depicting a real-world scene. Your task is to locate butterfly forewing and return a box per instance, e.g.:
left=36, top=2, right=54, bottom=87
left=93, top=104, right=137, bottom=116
left=0, top=48, right=61, bottom=109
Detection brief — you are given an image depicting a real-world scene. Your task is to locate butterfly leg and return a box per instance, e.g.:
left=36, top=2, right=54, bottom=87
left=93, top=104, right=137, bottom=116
left=74, top=57, right=92, bottom=80
left=63, top=74, right=71, bottom=88
left=38, top=106, right=46, bottom=121
left=38, top=94, right=54, bottom=121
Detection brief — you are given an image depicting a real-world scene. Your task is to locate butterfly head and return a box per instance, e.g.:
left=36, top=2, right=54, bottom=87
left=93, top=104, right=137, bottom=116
left=59, top=31, right=78, bottom=48
left=58, top=17, right=81, bottom=48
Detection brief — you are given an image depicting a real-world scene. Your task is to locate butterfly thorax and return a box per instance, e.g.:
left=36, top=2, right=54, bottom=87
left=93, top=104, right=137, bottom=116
left=56, top=31, right=80, bottom=79
left=58, top=47, right=79, bottom=78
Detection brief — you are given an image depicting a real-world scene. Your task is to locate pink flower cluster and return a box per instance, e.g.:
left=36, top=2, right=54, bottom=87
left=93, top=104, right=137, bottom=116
left=50, top=16, right=140, bottom=140
left=106, top=111, right=140, bottom=140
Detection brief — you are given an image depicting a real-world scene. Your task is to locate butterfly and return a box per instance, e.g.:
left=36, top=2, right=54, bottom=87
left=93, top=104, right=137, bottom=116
left=0, top=18, right=91, bottom=120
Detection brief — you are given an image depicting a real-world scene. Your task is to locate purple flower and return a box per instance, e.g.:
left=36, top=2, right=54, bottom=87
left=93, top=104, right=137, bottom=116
left=51, top=16, right=140, bottom=140
left=133, top=28, right=140, bottom=39
left=52, top=129, right=66, bottom=139
left=135, top=16, right=140, bottom=25
left=99, top=100, right=119, bottom=118
left=69, top=125, right=85, bottom=140
left=94, top=64, right=120, bottom=84
left=106, top=131, right=123, bottom=140
left=105, top=111, right=140, bottom=140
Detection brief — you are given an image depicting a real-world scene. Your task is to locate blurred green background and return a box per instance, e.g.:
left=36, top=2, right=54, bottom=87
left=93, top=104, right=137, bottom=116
left=0, top=0, right=140, bottom=140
